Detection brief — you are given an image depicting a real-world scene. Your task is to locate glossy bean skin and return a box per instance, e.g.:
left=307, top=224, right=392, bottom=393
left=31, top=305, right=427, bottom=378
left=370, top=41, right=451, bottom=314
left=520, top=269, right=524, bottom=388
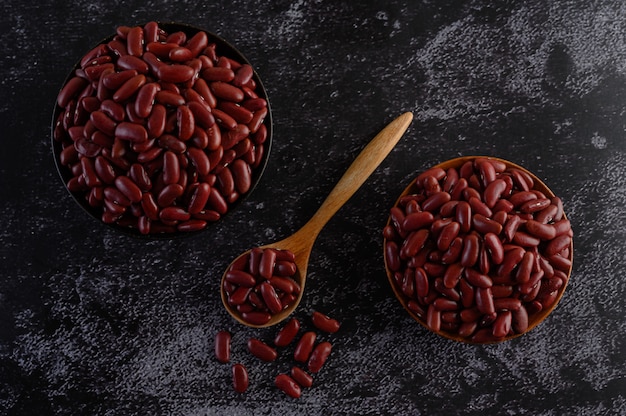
left=247, top=338, right=277, bottom=362
left=311, top=311, right=341, bottom=333
left=259, top=249, right=277, bottom=280
left=232, top=363, right=249, bottom=393
left=293, top=332, right=317, bottom=363
left=260, top=282, right=282, bottom=314
left=241, top=311, right=272, bottom=326
left=291, top=366, right=313, bottom=388
left=275, top=374, right=301, bottom=398
left=308, top=341, right=332, bottom=373
left=214, top=330, right=231, bottom=363
left=54, top=22, right=270, bottom=235
left=274, top=318, right=300, bottom=347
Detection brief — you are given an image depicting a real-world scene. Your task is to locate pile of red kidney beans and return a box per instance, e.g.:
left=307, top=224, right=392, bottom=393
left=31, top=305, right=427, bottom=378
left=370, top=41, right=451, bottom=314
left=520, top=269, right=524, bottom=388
left=215, top=311, right=340, bottom=398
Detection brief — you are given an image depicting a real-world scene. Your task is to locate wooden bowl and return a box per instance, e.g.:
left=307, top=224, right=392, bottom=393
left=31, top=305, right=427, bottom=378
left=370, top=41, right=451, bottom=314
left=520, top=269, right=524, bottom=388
left=383, top=156, right=573, bottom=343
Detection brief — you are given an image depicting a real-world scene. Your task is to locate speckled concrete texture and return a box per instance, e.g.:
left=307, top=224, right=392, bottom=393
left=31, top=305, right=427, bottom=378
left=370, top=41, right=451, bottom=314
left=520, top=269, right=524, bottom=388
left=0, top=1, right=624, bottom=415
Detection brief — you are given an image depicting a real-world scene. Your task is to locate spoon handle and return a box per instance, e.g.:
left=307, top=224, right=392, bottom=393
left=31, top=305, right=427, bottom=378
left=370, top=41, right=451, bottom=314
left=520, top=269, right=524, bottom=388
left=299, top=112, right=413, bottom=239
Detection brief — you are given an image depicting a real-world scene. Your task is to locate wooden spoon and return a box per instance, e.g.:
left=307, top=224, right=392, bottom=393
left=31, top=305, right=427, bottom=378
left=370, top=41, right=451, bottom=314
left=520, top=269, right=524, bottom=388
left=221, top=112, right=414, bottom=327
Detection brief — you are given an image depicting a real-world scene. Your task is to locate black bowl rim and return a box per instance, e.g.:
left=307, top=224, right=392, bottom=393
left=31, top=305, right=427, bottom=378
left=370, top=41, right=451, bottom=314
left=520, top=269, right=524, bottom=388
left=51, top=21, right=273, bottom=239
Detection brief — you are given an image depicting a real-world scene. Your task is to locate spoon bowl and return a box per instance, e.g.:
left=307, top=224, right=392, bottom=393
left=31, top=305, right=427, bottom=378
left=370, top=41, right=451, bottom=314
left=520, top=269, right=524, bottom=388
left=221, top=112, right=414, bottom=327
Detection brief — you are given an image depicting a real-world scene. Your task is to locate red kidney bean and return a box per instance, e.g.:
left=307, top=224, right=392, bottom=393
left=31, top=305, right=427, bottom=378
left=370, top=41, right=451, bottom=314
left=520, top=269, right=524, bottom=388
left=400, top=229, right=430, bottom=259
left=232, top=363, right=248, bottom=393
left=113, top=74, right=146, bottom=103
left=525, top=219, right=557, bottom=240
left=440, top=236, right=461, bottom=264
left=422, top=175, right=442, bottom=195
left=468, top=196, right=492, bottom=218
left=460, top=233, right=480, bottom=267
left=116, top=55, right=148, bottom=74
left=275, top=374, right=301, bottom=398
left=437, top=221, right=460, bottom=251
left=417, top=167, right=446, bottom=187
left=57, top=77, right=89, bottom=108
left=433, top=297, right=459, bottom=311
left=426, top=304, right=441, bottom=331
left=520, top=198, right=551, bottom=213
left=422, top=191, right=451, bottom=212
left=225, top=270, right=256, bottom=287
left=94, top=156, right=116, bottom=184
left=228, top=287, right=251, bottom=306
left=202, top=66, right=235, bottom=81
left=159, top=206, right=190, bottom=222
left=402, top=211, right=434, bottom=233
left=114, top=175, right=142, bottom=203
left=497, top=246, right=525, bottom=277
left=509, top=190, right=537, bottom=207
left=548, top=253, right=572, bottom=272
left=233, top=64, right=254, bottom=87
left=311, top=311, right=341, bottom=333
left=513, top=231, right=541, bottom=247
left=241, top=311, right=271, bottom=325
left=472, top=213, right=503, bottom=235
left=210, top=81, right=245, bottom=102
left=493, top=297, right=521, bottom=311
left=247, top=338, right=277, bottom=362
left=274, top=318, right=300, bottom=347
left=90, top=110, right=117, bottom=136
left=260, top=282, right=282, bottom=314
left=553, top=219, right=571, bottom=236
left=294, top=332, right=316, bottom=363
left=133, top=82, right=160, bottom=118
left=545, top=234, right=572, bottom=256
left=514, top=250, right=534, bottom=284
left=214, top=330, right=231, bottom=363
left=161, top=151, right=179, bottom=185
left=308, top=341, right=332, bottom=373
left=413, top=266, right=429, bottom=298
left=290, top=367, right=313, bottom=388
left=187, top=182, right=210, bottom=214
left=492, top=311, right=512, bottom=338
left=442, top=262, right=463, bottom=289
left=475, top=287, right=495, bottom=315
left=464, top=268, right=492, bottom=288
left=483, top=178, right=507, bottom=208
left=81, top=156, right=103, bottom=186
left=259, top=249, right=277, bottom=280
left=156, top=183, right=183, bottom=207
left=220, top=101, right=254, bottom=124
left=188, top=101, right=216, bottom=129
left=114, top=121, right=147, bottom=143
left=483, top=232, right=504, bottom=264
left=155, top=64, right=195, bottom=83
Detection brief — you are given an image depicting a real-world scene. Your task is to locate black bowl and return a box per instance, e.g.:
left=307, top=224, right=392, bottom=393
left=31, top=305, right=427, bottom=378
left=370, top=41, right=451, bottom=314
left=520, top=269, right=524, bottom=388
left=51, top=22, right=272, bottom=237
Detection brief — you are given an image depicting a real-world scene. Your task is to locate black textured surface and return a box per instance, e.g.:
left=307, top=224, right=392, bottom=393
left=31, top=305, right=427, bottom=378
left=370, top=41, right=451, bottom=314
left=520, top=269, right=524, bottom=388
left=1, top=1, right=625, bottom=415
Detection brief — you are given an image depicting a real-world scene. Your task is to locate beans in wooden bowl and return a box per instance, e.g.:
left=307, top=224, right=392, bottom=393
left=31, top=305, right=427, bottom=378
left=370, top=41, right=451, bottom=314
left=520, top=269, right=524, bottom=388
left=383, top=156, right=573, bottom=343
left=51, top=21, right=272, bottom=236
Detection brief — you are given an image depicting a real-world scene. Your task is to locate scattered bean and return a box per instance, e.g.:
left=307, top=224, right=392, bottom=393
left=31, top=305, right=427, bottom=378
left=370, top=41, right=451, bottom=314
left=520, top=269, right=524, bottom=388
left=232, top=363, right=249, bottom=393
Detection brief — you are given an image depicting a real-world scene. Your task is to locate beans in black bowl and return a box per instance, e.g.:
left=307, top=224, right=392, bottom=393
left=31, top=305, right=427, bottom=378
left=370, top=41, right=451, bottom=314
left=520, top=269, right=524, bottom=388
left=52, top=21, right=272, bottom=236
